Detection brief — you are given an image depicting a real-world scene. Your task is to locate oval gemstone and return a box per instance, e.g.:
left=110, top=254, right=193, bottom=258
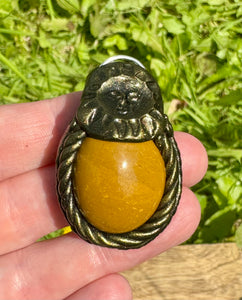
left=73, top=137, right=166, bottom=233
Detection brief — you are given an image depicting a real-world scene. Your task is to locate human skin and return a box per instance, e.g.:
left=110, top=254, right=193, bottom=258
left=0, top=92, right=208, bottom=300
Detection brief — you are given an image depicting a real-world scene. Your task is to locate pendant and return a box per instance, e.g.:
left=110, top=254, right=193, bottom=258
left=56, top=55, right=182, bottom=249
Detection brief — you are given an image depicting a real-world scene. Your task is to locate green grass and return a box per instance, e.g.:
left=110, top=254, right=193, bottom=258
left=0, top=0, right=241, bottom=245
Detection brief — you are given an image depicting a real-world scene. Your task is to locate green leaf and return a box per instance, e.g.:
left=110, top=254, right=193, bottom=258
left=235, top=223, right=242, bottom=248
left=237, top=5, right=242, bottom=18
left=199, top=207, right=237, bottom=242
left=38, top=29, right=51, bottom=48
left=130, top=25, right=149, bottom=45
left=0, top=0, right=17, bottom=16
left=195, top=53, right=217, bottom=77
left=56, top=0, right=80, bottom=14
left=37, top=227, right=67, bottom=241
left=207, top=149, right=242, bottom=161
left=116, top=0, right=151, bottom=10
left=206, top=0, right=226, bottom=5
left=197, top=64, right=239, bottom=94
left=89, top=12, right=110, bottom=38
left=80, top=0, right=96, bottom=17
left=150, top=58, right=166, bottom=77
left=196, top=193, right=208, bottom=215
left=103, top=34, right=128, bottom=51
left=162, top=17, right=185, bottom=35
left=216, top=89, right=242, bottom=106
left=216, top=176, right=242, bottom=206
left=77, top=40, right=90, bottom=63
left=40, top=18, right=71, bottom=33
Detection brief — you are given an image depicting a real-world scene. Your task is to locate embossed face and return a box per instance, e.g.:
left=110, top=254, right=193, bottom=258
left=97, top=75, right=154, bottom=119
left=78, top=61, right=163, bottom=141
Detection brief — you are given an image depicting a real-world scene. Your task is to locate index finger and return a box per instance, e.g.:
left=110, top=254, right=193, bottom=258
left=0, top=92, right=81, bottom=182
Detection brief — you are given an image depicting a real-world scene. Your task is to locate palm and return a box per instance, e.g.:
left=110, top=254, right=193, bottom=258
left=0, top=92, right=207, bottom=300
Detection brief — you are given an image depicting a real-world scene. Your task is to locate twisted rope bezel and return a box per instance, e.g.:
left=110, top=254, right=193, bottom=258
left=56, top=115, right=182, bottom=249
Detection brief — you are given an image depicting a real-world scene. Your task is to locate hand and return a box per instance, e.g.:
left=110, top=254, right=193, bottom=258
left=0, top=92, right=207, bottom=300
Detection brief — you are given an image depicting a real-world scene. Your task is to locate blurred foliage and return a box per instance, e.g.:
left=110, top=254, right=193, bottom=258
left=37, top=226, right=72, bottom=241
left=0, top=0, right=241, bottom=244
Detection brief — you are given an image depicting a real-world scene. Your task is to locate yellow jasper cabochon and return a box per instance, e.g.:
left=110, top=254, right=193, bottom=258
left=73, top=137, right=166, bottom=234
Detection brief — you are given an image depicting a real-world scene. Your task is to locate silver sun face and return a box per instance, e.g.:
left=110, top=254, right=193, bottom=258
left=97, top=75, right=154, bottom=119
left=77, top=62, right=164, bottom=141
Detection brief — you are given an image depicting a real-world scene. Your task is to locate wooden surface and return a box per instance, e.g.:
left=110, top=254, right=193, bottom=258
left=122, top=243, right=242, bottom=300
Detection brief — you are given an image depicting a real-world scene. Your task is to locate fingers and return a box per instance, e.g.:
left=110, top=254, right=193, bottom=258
left=0, top=187, right=200, bottom=300
left=65, top=274, right=132, bottom=300
left=174, top=132, right=208, bottom=187
left=0, top=132, right=206, bottom=255
left=0, top=92, right=81, bottom=182
left=0, top=165, right=66, bottom=255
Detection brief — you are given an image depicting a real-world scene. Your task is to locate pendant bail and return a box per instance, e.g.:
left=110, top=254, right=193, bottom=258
left=100, top=55, right=146, bottom=69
